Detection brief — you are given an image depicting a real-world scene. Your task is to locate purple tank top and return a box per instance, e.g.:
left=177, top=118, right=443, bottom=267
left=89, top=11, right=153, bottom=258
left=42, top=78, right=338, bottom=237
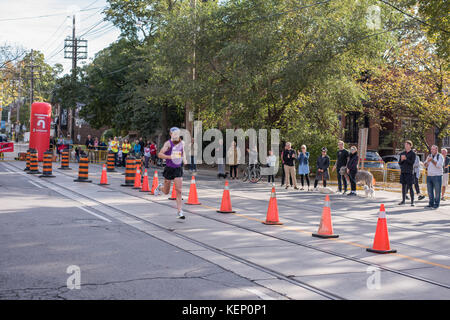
left=165, top=140, right=183, bottom=168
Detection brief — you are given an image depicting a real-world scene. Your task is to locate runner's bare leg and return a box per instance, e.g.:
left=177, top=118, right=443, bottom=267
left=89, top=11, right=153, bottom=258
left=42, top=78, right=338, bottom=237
left=161, top=179, right=171, bottom=194
left=174, top=177, right=183, bottom=212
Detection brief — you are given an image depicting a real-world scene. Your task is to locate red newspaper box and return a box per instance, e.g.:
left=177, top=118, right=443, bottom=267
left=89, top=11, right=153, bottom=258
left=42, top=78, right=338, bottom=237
left=0, top=142, right=14, bottom=152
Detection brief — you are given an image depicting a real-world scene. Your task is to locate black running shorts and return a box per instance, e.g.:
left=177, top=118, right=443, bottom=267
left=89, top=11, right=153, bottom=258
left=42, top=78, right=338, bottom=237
left=163, top=166, right=183, bottom=180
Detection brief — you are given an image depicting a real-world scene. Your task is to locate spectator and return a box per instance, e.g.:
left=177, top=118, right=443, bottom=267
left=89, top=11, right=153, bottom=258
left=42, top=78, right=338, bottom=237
left=442, top=148, right=449, bottom=201
left=122, top=139, right=131, bottom=167
left=216, top=139, right=227, bottom=179
left=99, top=140, right=107, bottom=151
left=134, top=139, right=141, bottom=157
left=75, top=146, right=80, bottom=163
left=424, top=145, right=443, bottom=209
left=283, top=142, right=298, bottom=190
left=332, top=140, right=349, bottom=194
left=111, top=136, right=119, bottom=166
left=314, top=147, right=330, bottom=190
left=150, top=141, right=157, bottom=165
left=398, top=140, right=416, bottom=206
left=410, top=149, right=425, bottom=201
left=117, top=147, right=123, bottom=166
left=297, top=145, right=310, bottom=191
left=346, top=146, right=358, bottom=196
left=226, top=140, right=240, bottom=179
left=139, top=138, right=145, bottom=156
left=85, top=135, right=94, bottom=163
left=189, top=138, right=198, bottom=172
left=267, top=149, right=277, bottom=184
left=144, top=143, right=151, bottom=168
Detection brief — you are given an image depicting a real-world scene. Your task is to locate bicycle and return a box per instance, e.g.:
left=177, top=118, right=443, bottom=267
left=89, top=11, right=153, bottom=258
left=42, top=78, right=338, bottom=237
left=242, top=163, right=262, bottom=183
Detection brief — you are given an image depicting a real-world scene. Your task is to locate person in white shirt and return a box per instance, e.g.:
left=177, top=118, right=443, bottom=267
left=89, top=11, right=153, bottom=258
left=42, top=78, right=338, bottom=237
left=424, top=145, right=444, bottom=209
left=266, top=150, right=277, bottom=184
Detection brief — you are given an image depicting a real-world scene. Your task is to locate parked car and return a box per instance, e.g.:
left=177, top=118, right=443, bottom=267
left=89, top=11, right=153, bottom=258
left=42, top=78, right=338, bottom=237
left=383, top=154, right=424, bottom=171
left=360, top=150, right=384, bottom=168
left=382, top=155, right=399, bottom=163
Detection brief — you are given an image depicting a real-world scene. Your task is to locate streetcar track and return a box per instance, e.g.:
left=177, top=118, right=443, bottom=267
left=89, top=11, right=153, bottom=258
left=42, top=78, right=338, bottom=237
left=5, top=162, right=450, bottom=295
left=1, top=163, right=342, bottom=300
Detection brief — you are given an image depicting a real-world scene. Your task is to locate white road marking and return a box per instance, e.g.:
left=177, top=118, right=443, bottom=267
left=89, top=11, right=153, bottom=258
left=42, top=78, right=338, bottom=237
left=2, top=162, right=111, bottom=223
left=77, top=206, right=112, bottom=223
left=29, top=180, right=44, bottom=189
left=244, top=287, right=275, bottom=300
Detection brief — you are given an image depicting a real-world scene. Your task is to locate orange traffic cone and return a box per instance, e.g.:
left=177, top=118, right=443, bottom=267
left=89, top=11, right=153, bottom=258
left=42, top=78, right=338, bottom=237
left=169, top=184, right=177, bottom=200
left=262, top=187, right=282, bottom=225
left=150, top=171, right=159, bottom=195
left=133, top=167, right=142, bottom=189
left=217, top=180, right=235, bottom=213
left=367, top=204, right=397, bottom=254
left=98, top=164, right=109, bottom=185
left=140, top=169, right=150, bottom=192
left=312, top=195, right=339, bottom=238
left=186, top=176, right=201, bottom=205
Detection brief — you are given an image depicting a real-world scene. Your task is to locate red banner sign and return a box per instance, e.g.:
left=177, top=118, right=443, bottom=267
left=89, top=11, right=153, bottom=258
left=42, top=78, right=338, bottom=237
left=0, top=142, right=14, bottom=153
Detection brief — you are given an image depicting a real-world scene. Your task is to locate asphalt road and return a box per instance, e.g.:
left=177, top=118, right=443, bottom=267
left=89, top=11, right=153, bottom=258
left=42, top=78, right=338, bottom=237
left=0, top=162, right=283, bottom=300
left=0, top=159, right=449, bottom=300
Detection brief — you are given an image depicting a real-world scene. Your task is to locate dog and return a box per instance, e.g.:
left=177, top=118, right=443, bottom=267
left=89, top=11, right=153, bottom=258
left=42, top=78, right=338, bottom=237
left=364, top=185, right=375, bottom=198
left=339, top=167, right=375, bottom=198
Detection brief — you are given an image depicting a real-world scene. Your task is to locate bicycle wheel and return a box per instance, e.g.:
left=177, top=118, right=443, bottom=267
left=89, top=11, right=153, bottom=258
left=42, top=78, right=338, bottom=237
left=249, top=168, right=259, bottom=183
left=242, top=168, right=249, bottom=182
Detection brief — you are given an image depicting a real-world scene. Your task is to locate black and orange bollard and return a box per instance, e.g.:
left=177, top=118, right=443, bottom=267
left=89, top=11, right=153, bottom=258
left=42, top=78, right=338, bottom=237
left=27, top=149, right=41, bottom=174
left=107, top=151, right=116, bottom=172
left=24, top=149, right=31, bottom=171
left=74, top=156, right=92, bottom=182
left=121, top=156, right=136, bottom=187
left=58, top=149, right=72, bottom=170
left=39, top=150, right=55, bottom=178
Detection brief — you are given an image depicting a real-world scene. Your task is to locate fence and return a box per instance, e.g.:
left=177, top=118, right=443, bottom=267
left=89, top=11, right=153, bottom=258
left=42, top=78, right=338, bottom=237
left=326, top=160, right=429, bottom=193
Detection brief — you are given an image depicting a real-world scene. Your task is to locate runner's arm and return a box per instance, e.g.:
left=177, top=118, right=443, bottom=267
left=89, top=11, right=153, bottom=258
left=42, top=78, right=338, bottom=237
left=158, top=141, right=172, bottom=160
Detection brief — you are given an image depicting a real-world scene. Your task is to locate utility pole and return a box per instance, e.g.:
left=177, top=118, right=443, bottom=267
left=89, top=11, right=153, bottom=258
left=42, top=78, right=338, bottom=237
left=185, top=0, right=197, bottom=137
left=64, top=14, right=87, bottom=140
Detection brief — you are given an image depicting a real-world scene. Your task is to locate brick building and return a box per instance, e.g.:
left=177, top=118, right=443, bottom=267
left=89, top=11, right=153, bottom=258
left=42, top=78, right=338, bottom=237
left=340, top=111, right=448, bottom=157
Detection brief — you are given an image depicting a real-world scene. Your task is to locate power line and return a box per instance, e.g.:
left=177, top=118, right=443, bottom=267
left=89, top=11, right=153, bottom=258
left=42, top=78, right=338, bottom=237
left=40, top=17, right=67, bottom=49
left=78, top=19, right=106, bottom=37
left=83, top=0, right=101, bottom=10
left=0, top=6, right=104, bottom=22
left=377, top=0, right=449, bottom=34
left=46, top=47, right=65, bottom=62
left=83, top=23, right=115, bottom=38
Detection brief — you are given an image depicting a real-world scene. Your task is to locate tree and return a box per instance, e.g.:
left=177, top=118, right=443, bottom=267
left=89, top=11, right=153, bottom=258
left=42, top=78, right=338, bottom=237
left=364, top=38, right=449, bottom=151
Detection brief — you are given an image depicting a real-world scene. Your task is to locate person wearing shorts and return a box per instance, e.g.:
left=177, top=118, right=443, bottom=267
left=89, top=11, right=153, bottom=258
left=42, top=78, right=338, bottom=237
left=154, top=127, right=186, bottom=219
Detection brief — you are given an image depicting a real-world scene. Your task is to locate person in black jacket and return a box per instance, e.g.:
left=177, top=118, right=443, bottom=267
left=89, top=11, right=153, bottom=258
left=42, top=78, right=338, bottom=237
left=314, top=147, right=330, bottom=190
left=398, top=140, right=416, bottom=206
left=346, top=146, right=359, bottom=196
left=283, top=142, right=298, bottom=189
left=332, top=141, right=349, bottom=194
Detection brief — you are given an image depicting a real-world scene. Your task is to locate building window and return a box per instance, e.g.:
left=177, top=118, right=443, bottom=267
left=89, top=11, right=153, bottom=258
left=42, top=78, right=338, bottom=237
left=443, top=136, right=450, bottom=148
left=345, top=112, right=359, bottom=143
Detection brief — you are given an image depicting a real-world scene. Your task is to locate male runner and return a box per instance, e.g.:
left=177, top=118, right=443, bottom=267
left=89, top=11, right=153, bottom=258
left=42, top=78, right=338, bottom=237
left=154, top=127, right=186, bottom=219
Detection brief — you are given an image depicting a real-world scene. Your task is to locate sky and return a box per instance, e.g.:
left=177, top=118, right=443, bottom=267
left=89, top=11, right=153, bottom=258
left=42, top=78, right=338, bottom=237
left=0, top=0, right=121, bottom=75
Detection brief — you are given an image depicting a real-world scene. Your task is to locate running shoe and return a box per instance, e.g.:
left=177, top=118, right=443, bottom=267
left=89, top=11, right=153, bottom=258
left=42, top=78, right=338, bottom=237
left=177, top=210, right=185, bottom=219
left=153, top=183, right=163, bottom=196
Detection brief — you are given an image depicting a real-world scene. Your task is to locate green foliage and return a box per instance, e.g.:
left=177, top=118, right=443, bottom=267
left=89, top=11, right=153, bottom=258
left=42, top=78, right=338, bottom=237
left=52, top=0, right=448, bottom=159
